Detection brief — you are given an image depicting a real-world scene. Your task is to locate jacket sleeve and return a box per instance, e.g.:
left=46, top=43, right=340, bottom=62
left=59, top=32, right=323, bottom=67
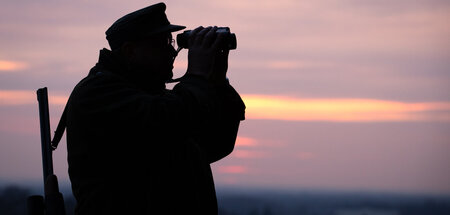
left=174, top=77, right=246, bottom=163
left=69, top=72, right=245, bottom=161
left=66, top=71, right=245, bottom=212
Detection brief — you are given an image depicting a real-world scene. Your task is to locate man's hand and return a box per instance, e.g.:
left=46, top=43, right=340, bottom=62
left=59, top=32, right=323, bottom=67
left=186, top=26, right=229, bottom=84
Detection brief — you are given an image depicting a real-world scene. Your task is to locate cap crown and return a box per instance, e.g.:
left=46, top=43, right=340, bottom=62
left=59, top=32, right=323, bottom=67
left=105, top=3, right=185, bottom=49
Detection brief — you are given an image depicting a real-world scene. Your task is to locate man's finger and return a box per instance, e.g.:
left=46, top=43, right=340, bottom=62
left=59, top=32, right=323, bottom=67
left=203, top=26, right=218, bottom=48
left=211, top=31, right=227, bottom=51
left=221, top=49, right=230, bottom=59
left=188, top=26, right=204, bottom=47
left=194, top=26, right=212, bottom=46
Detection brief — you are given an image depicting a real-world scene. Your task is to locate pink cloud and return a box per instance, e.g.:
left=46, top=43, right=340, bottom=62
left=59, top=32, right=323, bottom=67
left=217, top=165, right=248, bottom=174
left=233, top=150, right=267, bottom=159
left=0, top=90, right=67, bottom=106
left=296, top=152, right=316, bottom=161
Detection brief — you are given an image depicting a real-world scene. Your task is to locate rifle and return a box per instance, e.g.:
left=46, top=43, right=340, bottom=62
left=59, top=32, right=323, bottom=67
left=27, top=87, right=66, bottom=215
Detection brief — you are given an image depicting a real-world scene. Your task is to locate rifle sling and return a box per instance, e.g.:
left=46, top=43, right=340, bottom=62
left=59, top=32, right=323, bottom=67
left=51, top=104, right=67, bottom=150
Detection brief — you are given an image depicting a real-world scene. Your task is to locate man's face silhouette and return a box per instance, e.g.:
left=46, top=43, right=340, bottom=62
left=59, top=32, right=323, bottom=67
left=125, top=33, right=177, bottom=82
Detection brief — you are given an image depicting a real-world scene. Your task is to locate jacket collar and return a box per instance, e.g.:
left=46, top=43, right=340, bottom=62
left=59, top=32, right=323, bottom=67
left=94, top=48, right=166, bottom=94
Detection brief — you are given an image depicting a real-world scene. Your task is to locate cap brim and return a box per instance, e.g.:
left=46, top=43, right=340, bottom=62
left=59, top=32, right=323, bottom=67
left=144, top=24, right=186, bottom=36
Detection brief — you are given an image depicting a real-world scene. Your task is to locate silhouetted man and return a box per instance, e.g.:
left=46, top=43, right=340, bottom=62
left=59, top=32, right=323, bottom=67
left=66, top=3, right=245, bottom=215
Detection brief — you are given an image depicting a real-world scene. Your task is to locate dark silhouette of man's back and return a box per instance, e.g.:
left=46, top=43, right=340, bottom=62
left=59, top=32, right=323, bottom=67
left=65, top=3, right=245, bottom=214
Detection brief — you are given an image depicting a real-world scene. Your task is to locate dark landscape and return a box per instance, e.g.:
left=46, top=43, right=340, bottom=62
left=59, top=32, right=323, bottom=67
left=1, top=185, right=450, bottom=215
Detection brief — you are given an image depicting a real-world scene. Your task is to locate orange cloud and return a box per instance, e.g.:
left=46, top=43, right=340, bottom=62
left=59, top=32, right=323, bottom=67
left=0, top=90, right=67, bottom=106
left=242, top=94, right=450, bottom=122
left=0, top=60, right=28, bottom=72
left=235, top=136, right=257, bottom=147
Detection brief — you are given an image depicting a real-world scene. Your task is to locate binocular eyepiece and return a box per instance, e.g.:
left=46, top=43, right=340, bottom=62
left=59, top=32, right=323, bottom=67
left=177, top=27, right=237, bottom=50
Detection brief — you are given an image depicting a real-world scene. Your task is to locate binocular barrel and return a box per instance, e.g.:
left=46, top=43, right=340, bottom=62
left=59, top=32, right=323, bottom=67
left=177, top=27, right=237, bottom=50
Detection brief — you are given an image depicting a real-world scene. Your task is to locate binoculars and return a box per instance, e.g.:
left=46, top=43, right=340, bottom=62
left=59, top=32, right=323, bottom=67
left=177, top=27, right=237, bottom=50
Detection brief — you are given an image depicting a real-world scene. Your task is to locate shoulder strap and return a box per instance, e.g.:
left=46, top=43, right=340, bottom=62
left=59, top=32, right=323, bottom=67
left=50, top=73, right=98, bottom=150
left=51, top=104, right=67, bottom=150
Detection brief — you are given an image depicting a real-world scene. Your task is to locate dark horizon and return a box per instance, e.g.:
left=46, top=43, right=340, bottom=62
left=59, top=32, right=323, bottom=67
left=2, top=183, right=450, bottom=215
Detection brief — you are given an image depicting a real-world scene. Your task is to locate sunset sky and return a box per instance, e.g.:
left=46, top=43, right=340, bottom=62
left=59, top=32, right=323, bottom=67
left=1, top=0, right=449, bottom=195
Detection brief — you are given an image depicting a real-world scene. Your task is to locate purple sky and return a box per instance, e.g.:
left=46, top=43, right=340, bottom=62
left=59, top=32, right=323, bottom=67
left=1, top=0, right=449, bottom=194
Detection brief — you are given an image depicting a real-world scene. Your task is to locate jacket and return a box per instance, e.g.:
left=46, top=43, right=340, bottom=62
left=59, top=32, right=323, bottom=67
left=66, top=49, right=245, bottom=215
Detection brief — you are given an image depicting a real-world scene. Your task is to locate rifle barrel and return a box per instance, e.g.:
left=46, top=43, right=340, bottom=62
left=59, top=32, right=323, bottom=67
left=37, top=87, right=54, bottom=186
